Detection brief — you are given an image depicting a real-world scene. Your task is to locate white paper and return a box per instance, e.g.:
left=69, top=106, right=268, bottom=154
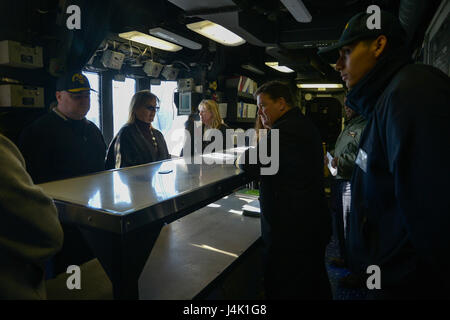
left=218, top=103, right=227, bottom=119
left=327, top=152, right=337, bottom=176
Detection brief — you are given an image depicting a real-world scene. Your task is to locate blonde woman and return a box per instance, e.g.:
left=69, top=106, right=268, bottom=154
left=106, top=90, right=170, bottom=169
left=198, top=99, right=229, bottom=152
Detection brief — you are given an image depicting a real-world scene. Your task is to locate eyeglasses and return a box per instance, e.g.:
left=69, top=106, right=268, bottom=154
left=145, top=105, right=160, bottom=112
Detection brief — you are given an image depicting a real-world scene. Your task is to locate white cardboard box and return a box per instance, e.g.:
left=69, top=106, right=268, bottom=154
left=0, top=40, right=43, bottom=69
left=0, top=84, right=45, bottom=108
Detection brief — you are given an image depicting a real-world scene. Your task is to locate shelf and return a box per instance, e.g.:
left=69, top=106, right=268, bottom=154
left=224, top=88, right=257, bottom=123
left=224, top=88, right=256, bottom=102
left=226, top=118, right=257, bottom=124
left=236, top=91, right=256, bottom=101
left=0, top=107, right=45, bottom=111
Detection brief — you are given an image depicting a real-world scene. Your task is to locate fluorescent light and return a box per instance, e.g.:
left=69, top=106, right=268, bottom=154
left=186, top=20, right=245, bottom=46
left=265, top=62, right=295, bottom=73
left=118, top=31, right=182, bottom=52
left=297, top=83, right=343, bottom=88
left=149, top=27, right=202, bottom=50
left=280, top=0, right=312, bottom=23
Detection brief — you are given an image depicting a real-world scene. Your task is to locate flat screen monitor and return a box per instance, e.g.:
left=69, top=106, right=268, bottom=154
left=179, top=92, right=192, bottom=115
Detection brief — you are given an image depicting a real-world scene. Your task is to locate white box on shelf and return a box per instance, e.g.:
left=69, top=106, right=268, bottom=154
left=0, top=84, right=44, bottom=108
left=0, top=40, right=43, bottom=69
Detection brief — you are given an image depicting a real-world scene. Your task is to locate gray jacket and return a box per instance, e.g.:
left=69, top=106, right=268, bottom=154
left=0, top=133, right=63, bottom=299
left=331, top=115, right=366, bottom=180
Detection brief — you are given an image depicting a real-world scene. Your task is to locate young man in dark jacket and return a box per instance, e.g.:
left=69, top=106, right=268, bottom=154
left=238, top=81, right=332, bottom=299
left=319, top=10, right=450, bottom=299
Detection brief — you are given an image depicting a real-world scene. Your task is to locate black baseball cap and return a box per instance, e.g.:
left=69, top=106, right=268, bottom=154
left=318, top=10, right=407, bottom=63
left=56, top=71, right=96, bottom=93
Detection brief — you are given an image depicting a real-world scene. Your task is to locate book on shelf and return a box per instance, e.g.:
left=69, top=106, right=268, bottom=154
left=236, top=102, right=257, bottom=120
left=237, top=102, right=245, bottom=118
left=247, top=104, right=257, bottom=118
left=227, top=76, right=258, bottom=96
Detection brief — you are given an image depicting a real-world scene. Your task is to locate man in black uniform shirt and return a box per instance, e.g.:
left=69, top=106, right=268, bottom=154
left=19, top=71, right=106, bottom=274
left=19, top=71, right=106, bottom=184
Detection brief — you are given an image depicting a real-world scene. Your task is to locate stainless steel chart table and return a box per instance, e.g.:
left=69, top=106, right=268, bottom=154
left=138, top=194, right=261, bottom=299
left=39, top=152, right=253, bottom=299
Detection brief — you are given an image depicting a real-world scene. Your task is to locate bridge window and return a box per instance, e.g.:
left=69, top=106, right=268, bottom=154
left=82, top=71, right=100, bottom=129
left=151, top=81, right=188, bottom=156
left=113, top=78, right=136, bottom=136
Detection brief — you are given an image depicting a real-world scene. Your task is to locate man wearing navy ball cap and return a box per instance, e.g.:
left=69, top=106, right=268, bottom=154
left=319, top=10, right=450, bottom=299
left=19, top=71, right=105, bottom=183
left=18, top=71, right=106, bottom=275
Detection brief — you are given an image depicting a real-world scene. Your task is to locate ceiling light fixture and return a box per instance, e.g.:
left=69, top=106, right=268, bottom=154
left=118, top=31, right=182, bottom=52
left=265, top=62, right=295, bottom=73
left=297, top=83, right=343, bottom=88
left=280, top=0, right=312, bottom=23
left=149, top=27, right=202, bottom=50
left=186, top=20, right=245, bottom=46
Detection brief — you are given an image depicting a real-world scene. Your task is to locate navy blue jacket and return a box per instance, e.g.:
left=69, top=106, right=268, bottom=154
left=19, top=110, right=106, bottom=184
left=346, top=51, right=450, bottom=296
left=239, top=107, right=332, bottom=298
left=240, top=107, right=331, bottom=249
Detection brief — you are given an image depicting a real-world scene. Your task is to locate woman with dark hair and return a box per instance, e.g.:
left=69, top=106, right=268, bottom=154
left=105, top=90, right=170, bottom=169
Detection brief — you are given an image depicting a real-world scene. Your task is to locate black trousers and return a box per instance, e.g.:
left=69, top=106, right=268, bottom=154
left=262, top=244, right=332, bottom=300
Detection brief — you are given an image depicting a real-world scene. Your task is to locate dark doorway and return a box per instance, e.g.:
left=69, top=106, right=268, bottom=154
left=304, top=97, right=342, bottom=147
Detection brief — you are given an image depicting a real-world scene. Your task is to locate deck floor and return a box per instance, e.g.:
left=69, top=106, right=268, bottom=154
left=325, top=231, right=369, bottom=300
